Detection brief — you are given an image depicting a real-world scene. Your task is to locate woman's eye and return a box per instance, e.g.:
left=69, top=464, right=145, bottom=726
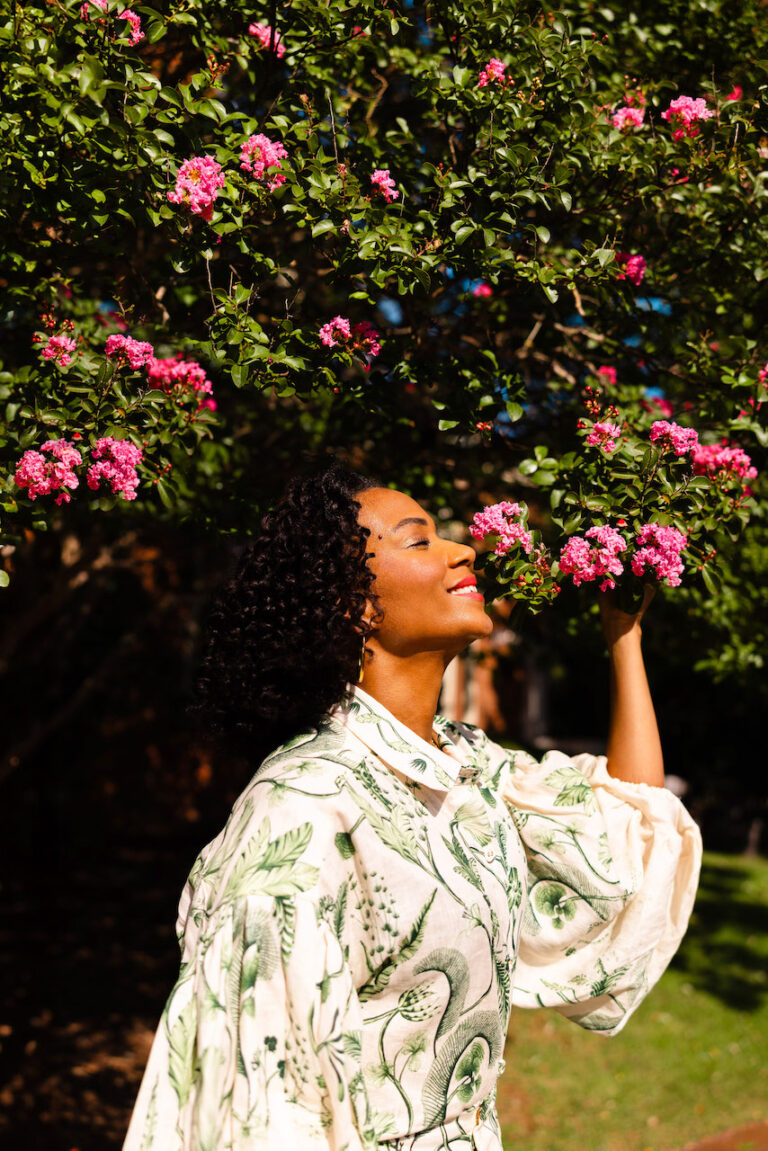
left=407, top=537, right=430, bottom=548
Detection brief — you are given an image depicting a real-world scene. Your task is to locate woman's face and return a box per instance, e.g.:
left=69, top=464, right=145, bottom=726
left=356, top=487, right=493, bottom=657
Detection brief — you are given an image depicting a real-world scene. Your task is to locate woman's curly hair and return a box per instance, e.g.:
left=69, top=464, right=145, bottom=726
left=195, top=464, right=380, bottom=763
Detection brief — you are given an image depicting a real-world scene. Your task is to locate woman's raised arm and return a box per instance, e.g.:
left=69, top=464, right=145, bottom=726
left=599, top=586, right=665, bottom=788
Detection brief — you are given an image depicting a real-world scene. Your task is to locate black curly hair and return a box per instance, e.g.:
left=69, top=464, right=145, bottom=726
left=195, top=464, right=380, bottom=764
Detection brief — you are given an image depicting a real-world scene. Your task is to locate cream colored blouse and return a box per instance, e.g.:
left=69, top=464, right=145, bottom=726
left=124, top=685, right=701, bottom=1151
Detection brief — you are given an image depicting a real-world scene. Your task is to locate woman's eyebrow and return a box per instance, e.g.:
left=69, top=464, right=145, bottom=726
left=391, top=515, right=431, bottom=533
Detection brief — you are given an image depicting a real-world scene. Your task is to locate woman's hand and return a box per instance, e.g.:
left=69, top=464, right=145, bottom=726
left=598, top=583, right=655, bottom=649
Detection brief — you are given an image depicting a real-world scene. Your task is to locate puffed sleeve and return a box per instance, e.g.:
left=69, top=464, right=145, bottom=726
left=502, top=748, right=701, bottom=1035
left=123, top=893, right=376, bottom=1150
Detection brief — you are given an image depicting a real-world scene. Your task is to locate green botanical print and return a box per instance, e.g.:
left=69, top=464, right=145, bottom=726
left=124, top=686, right=701, bottom=1151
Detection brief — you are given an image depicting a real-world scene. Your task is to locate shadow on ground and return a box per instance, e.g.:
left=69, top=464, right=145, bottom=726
left=671, top=857, right=768, bottom=1012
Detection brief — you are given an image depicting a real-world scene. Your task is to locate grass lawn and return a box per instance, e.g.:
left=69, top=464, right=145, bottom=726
left=497, top=852, right=768, bottom=1151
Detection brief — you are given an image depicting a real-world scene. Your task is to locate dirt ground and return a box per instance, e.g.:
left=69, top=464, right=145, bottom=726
left=679, top=1122, right=768, bottom=1151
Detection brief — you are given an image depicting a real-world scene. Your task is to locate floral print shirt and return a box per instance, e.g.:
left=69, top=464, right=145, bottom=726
left=123, top=686, right=701, bottom=1151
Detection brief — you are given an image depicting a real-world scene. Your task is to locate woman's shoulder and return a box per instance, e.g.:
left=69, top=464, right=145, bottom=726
left=179, top=718, right=365, bottom=922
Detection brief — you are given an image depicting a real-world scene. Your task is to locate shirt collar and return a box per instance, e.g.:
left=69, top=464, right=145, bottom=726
left=332, top=685, right=472, bottom=791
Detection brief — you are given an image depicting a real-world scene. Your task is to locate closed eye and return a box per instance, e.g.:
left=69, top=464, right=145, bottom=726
left=407, top=537, right=431, bottom=548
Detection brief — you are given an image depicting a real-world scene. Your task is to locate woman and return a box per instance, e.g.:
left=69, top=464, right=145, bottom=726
left=124, top=465, right=701, bottom=1151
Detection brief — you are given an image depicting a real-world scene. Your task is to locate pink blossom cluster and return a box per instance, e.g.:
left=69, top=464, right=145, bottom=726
left=318, top=316, right=381, bottom=359
left=352, top=321, right=382, bottom=358
left=79, top=0, right=144, bottom=44
left=87, top=437, right=143, bottom=500
left=631, top=523, right=687, bottom=587
left=371, top=168, right=398, bottom=203
left=319, top=316, right=351, bottom=347
left=248, top=21, right=285, bottom=58
left=472, top=282, right=493, bottom=298
left=644, top=395, right=674, bottom=418
left=15, top=436, right=143, bottom=504
left=586, top=420, right=622, bottom=453
left=15, top=440, right=83, bottom=506
left=759, top=362, right=768, bottom=386
left=106, top=334, right=154, bottom=369
left=661, top=95, right=715, bottom=141
left=478, top=58, right=506, bottom=88
left=692, top=441, right=757, bottom=484
left=649, top=419, right=699, bottom=455
left=118, top=9, right=144, bottom=46
left=41, top=334, right=77, bottom=367
left=147, top=355, right=216, bottom=411
left=80, top=0, right=107, bottom=17
left=611, top=105, right=645, bottom=130
left=240, top=134, right=288, bottom=191
left=725, top=86, right=742, bottom=102
left=597, top=366, right=617, bottom=384
left=616, top=253, right=647, bottom=286
left=469, top=501, right=533, bottom=556
left=559, top=525, right=627, bottom=591
left=167, top=156, right=226, bottom=221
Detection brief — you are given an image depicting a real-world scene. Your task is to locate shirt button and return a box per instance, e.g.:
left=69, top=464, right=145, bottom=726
left=484, top=844, right=496, bottom=863
left=497, top=1058, right=506, bottom=1076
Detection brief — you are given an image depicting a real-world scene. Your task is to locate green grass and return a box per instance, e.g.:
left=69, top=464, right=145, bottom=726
left=497, top=852, right=768, bottom=1151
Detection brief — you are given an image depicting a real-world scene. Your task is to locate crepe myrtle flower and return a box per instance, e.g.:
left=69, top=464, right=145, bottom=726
left=248, top=21, right=285, bottom=57
left=615, top=253, right=647, bottom=286
left=470, top=501, right=533, bottom=556
left=371, top=168, right=398, bottom=203
left=478, top=58, right=506, bottom=88
left=661, top=95, right=715, bottom=141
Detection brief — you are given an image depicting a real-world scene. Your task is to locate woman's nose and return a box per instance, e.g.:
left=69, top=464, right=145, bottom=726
left=448, top=539, right=477, bottom=567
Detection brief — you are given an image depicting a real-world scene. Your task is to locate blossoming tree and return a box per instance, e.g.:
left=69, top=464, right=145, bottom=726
left=1, top=0, right=766, bottom=659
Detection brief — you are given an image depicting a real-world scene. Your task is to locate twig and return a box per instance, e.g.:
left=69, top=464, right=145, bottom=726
left=327, top=93, right=339, bottom=163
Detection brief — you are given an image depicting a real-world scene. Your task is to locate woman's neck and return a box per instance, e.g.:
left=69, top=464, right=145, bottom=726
left=360, top=648, right=451, bottom=744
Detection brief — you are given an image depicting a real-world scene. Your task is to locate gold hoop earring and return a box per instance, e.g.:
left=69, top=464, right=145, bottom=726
left=357, top=637, right=367, bottom=683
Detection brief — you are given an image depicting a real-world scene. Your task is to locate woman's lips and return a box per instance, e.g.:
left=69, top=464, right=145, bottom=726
left=448, top=576, right=485, bottom=600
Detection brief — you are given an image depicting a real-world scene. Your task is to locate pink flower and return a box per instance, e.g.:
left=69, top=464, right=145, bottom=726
left=352, top=321, right=381, bottom=359
left=15, top=439, right=83, bottom=505
left=643, top=395, right=674, bottom=418
left=319, top=316, right=352, bottom=348
left=649, top=419, right=699, bottom=455
left=725, top=86, right=743, bottom=102
left=472, top=282, right=493, bottom=298
left=586, top=420, right=622, bottom=453
left=117, top=8, right=144, bottom=46
left=616, top=253, right=647, bottom=285
left=86, top=437, right=143, bottom=501
left=631, top=523, right=687, bottom=587
left=611, top=105, right=645, bottom=130
left=318, top=317, right=381, bottom=359
left=146, top=355, right=215, bottom=409
left=248, top=21, right=285, bottom=57
left=105, top=334, right=154, bottom=369
left=79, top=1, right=143, bottom=44
left=41, top=334, right=77, bottom=368
left=167, top=156, right=226, bottom=221
left=559, top=525, right=627, bottom=591
left=661, top=95, right=715, bottom=141
left=371, top=168, right=398, bottom=203
left=240, top=134, right=288, bottom=191
left=478, top=58, right=506, bottom=88
left=759, top=362, right=768, bottom=386
left=692, top=441, right=757, bottom=483
left=79, top=0, right=107, bottom=17
left=596, top=366, right=617, bottom=385
left=470, top=501, right=533, bottom=556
